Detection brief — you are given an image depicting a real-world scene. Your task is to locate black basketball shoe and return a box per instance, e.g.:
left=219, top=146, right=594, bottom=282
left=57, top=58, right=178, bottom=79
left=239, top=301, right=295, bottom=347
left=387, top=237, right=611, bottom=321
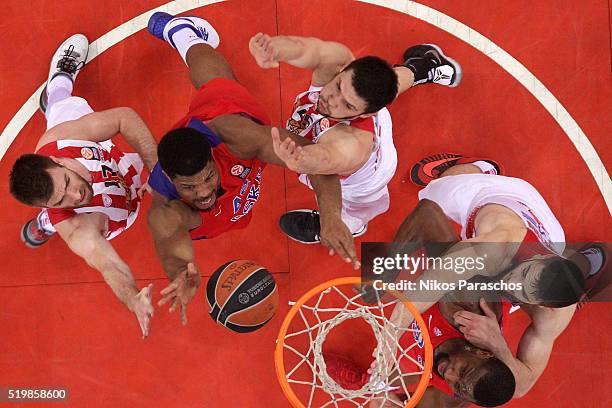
left=401, top=44, right=462, bottom=87
left=279, top=209, right=368, bottom=244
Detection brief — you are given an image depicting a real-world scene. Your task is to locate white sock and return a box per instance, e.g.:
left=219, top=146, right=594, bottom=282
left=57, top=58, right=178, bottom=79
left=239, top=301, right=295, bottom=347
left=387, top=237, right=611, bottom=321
left=46, top=75, right=73, bottom=117
left=472, top=160, right=498, bottom=175
left=581, top=248, right=604, bottom=277
left=169, top=28, right=210, bottom=64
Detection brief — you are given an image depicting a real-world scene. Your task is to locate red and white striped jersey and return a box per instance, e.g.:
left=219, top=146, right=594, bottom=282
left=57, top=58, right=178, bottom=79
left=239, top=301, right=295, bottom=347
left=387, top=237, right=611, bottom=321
left=289, top=85, right=397, bottom=201
left=36, top=139, right=144, bottom=240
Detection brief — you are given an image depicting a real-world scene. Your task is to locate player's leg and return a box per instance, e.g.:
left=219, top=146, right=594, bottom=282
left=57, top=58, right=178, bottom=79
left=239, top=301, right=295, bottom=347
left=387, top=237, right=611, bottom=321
left=147, top=13, right=234, bottom=88
left=40, top=34, right=90, bottom=128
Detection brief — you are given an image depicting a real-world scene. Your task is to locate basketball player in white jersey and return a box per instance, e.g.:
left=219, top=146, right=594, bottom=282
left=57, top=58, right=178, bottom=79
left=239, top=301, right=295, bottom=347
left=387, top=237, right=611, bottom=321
left=9, top=35, right=158, bottom=338
left=369, top=154, right=606, bottom=401
left=249, top=34, right=462, bottom=254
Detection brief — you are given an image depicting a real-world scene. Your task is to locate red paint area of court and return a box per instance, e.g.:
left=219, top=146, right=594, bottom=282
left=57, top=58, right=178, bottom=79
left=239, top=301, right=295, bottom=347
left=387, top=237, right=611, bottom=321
left=0, top=0, right=610, bottom=406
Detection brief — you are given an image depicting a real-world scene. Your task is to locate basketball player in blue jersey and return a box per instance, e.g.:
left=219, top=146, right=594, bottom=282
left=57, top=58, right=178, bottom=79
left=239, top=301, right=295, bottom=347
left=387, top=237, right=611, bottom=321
left=145, top=13, right=356, bottom=325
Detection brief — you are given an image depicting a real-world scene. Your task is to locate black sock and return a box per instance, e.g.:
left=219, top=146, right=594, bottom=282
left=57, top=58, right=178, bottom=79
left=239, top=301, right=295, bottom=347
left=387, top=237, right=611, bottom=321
left=403, top=57, right=433, bottom=84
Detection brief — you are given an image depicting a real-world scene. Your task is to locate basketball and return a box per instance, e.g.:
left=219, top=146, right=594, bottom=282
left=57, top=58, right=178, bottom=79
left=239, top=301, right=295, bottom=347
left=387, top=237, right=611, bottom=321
left=206, top=260, right=279, bottom=333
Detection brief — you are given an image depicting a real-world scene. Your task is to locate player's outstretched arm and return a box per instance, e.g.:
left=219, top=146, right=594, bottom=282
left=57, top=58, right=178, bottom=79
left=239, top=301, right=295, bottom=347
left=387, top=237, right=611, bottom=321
left=508, top=304, right=575, bottom=397
left=271, top=125, right=372, bottom=175
left=308, top=173, right=359, bottom=268
left=147, top=194, right=202, bottom=325
left=54, top=212, right=154, bottom=338
left=37, top=107, right=158, bottom=171
left=249, top=33, right=354, bottom=86
left=210, top=115, right=359, bottom=267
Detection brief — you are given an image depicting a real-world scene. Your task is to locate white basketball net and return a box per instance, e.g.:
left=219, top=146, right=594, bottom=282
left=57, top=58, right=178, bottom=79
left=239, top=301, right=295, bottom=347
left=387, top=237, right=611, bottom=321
left=279, top=284, right=429, bottom=407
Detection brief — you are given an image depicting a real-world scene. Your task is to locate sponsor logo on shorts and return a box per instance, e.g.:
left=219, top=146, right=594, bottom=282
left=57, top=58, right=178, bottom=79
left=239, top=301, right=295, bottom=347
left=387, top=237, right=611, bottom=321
left=231, top=164, right=245, bottom=176
left=238, top=292, right=250, bottom=304
left=102, top=194, right=112, bottom=208
left=434, top=327, right=442, bottom=337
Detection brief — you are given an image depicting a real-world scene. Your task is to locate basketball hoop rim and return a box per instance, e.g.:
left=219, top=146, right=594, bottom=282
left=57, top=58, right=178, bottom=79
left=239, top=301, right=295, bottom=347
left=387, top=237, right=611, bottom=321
left=274, top=276, right=433, bottom=408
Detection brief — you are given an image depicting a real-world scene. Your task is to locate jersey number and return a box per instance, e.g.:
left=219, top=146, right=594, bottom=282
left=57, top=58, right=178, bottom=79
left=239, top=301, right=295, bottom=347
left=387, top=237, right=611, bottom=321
left=101, top=165, right=120, bottom=188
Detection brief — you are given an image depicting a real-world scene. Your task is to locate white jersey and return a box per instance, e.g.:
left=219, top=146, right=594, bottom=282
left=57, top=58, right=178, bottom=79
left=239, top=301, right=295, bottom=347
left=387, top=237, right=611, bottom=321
left=419, top=173, right=566, bottom=255
left=288, top=85, right=397, bottom=203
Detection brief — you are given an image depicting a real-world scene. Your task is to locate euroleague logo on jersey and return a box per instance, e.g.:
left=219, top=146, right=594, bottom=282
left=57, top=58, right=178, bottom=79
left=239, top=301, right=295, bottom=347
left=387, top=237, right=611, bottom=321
left=231, top=164, right=244, bottom=176
left=81, top=147, right=93, bottom=160
left=102, top=194, right=112, bottom=208
left=320, top=118, right=331, bottom=132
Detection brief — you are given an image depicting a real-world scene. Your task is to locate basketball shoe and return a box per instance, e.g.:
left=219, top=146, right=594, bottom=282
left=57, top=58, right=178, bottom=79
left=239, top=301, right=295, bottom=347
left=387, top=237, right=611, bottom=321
left=147, top=12, right=220, bottom=49
left=21, top=212, right=55, bottom=248
left=279, top=209, right=367, bottom=244
left=39, top=34, right=89, bottom=113
left=409, top=153, right=505, bottom=186
left=401, top=44, right=462, bottom=87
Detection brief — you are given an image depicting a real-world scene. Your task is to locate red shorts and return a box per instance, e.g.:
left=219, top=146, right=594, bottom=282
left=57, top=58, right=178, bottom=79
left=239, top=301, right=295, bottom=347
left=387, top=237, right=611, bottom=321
left=185, top=77, right=271, bottom=126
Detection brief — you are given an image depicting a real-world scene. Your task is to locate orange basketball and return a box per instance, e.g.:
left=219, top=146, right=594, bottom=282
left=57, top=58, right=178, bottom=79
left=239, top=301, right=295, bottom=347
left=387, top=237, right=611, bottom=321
left=206, top=260, right=279, bottom=333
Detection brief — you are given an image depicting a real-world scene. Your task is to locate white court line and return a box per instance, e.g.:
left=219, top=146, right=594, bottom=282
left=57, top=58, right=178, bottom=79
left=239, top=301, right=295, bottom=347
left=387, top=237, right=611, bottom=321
left=0, top=0, right=224, bottom=161
left=1, top=0, right=610, bottom=216
left=364, top=0, right=612, bottom=215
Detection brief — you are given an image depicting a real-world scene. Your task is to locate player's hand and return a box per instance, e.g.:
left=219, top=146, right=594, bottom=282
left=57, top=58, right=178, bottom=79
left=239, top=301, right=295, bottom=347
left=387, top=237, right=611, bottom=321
left=159, top=263, right=202, bottom=325
left=453, top=298, right=504, bottom=353
left=319, top=213, right=360, bottom=269
left=271, top=127, right=318, bottom=174
left=128, top=283, right=154, bottom=338
left=249, top=33, right=280, bottom=69
left=137, top=182, right=152, bottom=199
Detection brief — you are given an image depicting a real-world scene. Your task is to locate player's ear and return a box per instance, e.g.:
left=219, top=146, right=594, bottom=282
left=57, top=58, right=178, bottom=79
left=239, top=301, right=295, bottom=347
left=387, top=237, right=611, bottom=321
left=474, top=349, right=494, bottom=358
left=358, top=112, right=376, bottom=119
left=50, top=156, right=65, bottom=167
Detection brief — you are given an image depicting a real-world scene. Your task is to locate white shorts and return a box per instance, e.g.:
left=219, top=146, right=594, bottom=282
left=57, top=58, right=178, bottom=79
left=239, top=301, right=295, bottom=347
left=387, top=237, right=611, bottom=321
left=46, top=96, right=94, bottom=130
left=300, top=109, right=397, bottom=232
left=418, top=174, right=566, bottom=254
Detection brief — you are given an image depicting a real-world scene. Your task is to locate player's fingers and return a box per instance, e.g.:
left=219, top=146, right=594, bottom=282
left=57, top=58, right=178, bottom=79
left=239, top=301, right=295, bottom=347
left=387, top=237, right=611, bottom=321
left=453, top=310, right=475, bottom=321
left=157, top=291, right=176, bottom=306
left=186, top=263, right=199, bottom=280
left=181, top=304, right=188, bottom=326
left=169, top=298, right=180, bottom=313
left=159, top=282, right=178, bottom=296
left=340, top=237, right=358, bottom=265
left=479, top=298, right=497, bottom=318
left=454, top=314, right=473, bottom=328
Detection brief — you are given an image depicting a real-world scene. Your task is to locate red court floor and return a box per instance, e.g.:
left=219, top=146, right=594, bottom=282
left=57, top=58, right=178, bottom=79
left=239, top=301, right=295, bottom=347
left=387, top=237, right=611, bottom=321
left=0, top=1, right=610, bottom=407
